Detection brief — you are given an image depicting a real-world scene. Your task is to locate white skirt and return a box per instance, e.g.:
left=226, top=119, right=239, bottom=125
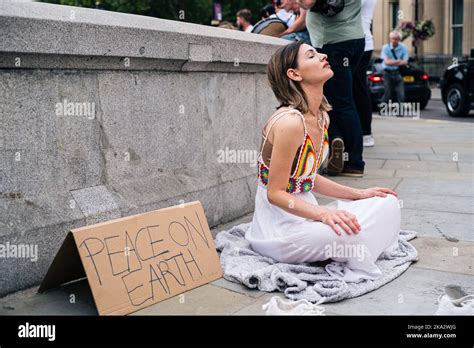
left=245, top=183, right=401, bottom=283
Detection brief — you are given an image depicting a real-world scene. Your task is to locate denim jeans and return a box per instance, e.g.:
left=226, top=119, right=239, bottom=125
left=280, top=30, right=312, bottom=45
left=320, top=38, right=366, bottom=171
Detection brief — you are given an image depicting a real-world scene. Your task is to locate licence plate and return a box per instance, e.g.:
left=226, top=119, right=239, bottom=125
left=403, top=75, right=414, bottom=83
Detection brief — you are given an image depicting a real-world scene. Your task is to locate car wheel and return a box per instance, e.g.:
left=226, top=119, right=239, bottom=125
left=445, top=83, right=470, bottom=117
left=420, top=100, right=428, bottom=110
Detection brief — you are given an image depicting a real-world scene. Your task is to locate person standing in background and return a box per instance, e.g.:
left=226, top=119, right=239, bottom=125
left=354, top=0, right=377, bottom=147
left=380, top=31, right=409, bottom=114
left=236, top=9, right=254, bottom=33
left=300, top=0, right=366, bottom=177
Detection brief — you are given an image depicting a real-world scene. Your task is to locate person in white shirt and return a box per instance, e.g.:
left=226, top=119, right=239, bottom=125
left=353, top=0, right=377, bottom=147
left=271, top=0, right=297, bottom=27
left=236, top=9, right=254, bottom=33
left=279, top=6, right=311, bottom=45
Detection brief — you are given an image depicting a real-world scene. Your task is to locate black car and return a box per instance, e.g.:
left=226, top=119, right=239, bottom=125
left=439, top=51, right=474, bottom=117
left=367, top=57, right=431, bottom=110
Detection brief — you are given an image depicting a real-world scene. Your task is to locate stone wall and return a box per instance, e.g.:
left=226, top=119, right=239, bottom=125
left=0, top=1, right=286, bottom=295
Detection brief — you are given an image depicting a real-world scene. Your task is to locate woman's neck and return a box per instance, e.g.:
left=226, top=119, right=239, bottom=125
left=303, top=85, right=324, bottom=118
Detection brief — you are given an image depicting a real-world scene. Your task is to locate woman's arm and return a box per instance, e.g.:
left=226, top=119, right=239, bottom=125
left=312, top=174, right=362, bottom=200
left=313, top=174, right=399, bottom=199
left=298, top=0, right=316, bottom=10
left=280, top=8, right=307, bottom=36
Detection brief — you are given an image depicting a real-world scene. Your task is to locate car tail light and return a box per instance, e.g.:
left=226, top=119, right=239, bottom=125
left=368, top=74, right=383, bottom=82
left=420, top=74, right=429, bottom=81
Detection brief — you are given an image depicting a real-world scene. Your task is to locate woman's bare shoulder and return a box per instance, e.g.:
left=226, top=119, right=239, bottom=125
left=266, top=111, right=304, bottom=148
left=272, top=113, right=304, bottom=134
left=264, top=107, right=303, bottom=131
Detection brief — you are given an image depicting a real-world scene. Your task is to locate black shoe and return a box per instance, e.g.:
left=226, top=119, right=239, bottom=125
left=327, top=137, right=345, bottom=176
left=340, top=164, right=364, bottom=177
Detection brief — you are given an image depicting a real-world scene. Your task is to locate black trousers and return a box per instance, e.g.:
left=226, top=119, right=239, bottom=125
left=320, top=38, right=365, bottom=171
left=353, top=50, right=373, bottom=136
left=382, top=70, right=405, bottom=104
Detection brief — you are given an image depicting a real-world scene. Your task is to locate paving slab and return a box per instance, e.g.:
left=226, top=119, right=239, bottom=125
left=410, top=237, right=473, bottom=275
left=364, top=152, right=420, bottom=161
left=383, top=159, right=459, bottom=172
left=318, top=268, right=474, bottom=315
left=394, top=169, right=472, bottom=179
left=364, top=158, right=386, bottom=169
left=320, top=177, right=402, bottom=193
left=210, top=278, right=266, bottom=299
left=0, top=280, right=97, bottom=315
left=364, top=145, right=435, bottom=155
left=363, top=168, right=397, bottom=177
left=395, top=176, right=473, bottom=197
left=398, top=193, right=472, bottom=214
left=458, top=162, right=474, bottom=173
left=420, top=154, right=474, bottom=162
left=131, top=284, right=254, bottom=315
left=401, top=208, right=473, bottom=242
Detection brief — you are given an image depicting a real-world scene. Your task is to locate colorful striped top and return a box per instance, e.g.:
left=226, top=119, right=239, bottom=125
left=257, top=106, right=329, bottom=194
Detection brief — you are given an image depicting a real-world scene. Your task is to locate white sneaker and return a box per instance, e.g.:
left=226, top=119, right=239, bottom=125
left=363, top=134, right=375, bottom=147
left=435, top=285, right=474, bottom=315
left=262, top=296, right=325, bottom=315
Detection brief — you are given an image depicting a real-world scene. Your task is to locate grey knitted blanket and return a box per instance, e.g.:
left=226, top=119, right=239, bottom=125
left=214, top=222, right=418, bottom=303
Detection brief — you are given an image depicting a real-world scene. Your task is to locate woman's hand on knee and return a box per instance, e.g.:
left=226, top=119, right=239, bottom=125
left=319, top=208, right=361, bottom=236
left=355, top=187, right=397, bottom=199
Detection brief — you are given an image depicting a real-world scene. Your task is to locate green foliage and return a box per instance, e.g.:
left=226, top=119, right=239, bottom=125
left=38, top=0, right=271, bottom=25
left=220, top=0, right=270, bottom=24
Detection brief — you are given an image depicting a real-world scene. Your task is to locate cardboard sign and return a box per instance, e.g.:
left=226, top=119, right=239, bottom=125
left=39, top=201, right=223, bottom=315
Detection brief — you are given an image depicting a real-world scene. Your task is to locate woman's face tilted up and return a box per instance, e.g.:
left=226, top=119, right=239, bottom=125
left=287, top=43, right=334, bottom=87
left=266, top=41, right=333, bottom=113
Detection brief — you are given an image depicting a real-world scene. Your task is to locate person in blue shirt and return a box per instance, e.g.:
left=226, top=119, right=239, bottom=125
left=380, top=31, right=409, bottom=110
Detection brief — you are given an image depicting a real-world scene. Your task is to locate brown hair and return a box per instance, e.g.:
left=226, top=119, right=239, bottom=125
left=236, top=9, right=252, bottom=23
left=266, top=40, right=332, bottom=114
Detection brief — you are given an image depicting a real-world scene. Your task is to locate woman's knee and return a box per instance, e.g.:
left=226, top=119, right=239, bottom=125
left=369, top=193, right=399, bottom=210
left=383, top=194, right=401, bottom=210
